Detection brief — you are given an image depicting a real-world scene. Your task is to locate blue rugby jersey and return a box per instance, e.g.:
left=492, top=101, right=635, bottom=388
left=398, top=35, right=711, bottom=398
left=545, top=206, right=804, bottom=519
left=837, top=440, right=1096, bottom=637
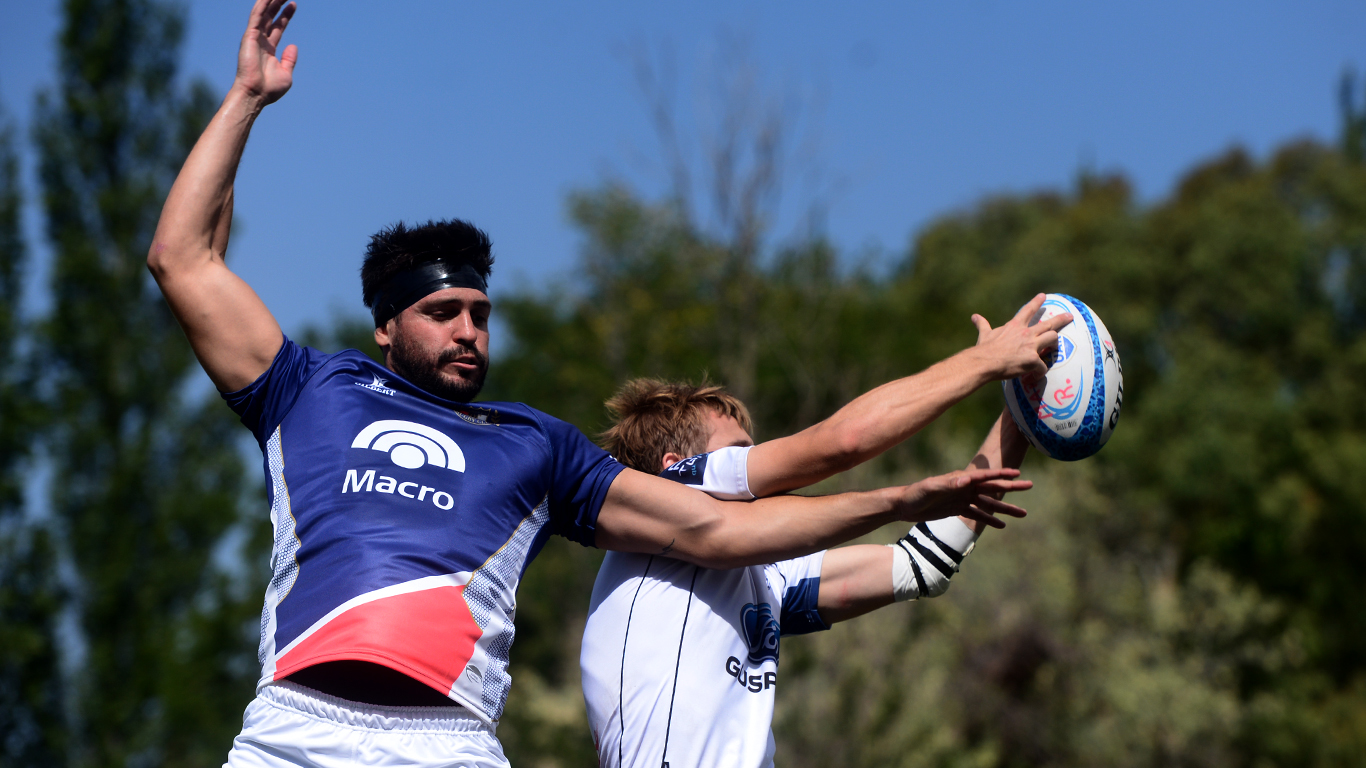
left=223, top=338, right=625, bottom=724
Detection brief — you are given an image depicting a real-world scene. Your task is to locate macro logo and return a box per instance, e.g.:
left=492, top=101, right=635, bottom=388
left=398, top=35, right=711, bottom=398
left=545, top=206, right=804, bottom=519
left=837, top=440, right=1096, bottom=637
left=351, top=420, right=466, bottom=472
left=740, top=602, right=780, bottom=664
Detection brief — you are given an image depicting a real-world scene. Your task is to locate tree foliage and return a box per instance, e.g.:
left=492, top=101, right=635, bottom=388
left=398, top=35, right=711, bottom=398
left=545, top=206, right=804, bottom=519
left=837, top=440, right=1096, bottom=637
left=0, top=1, right=268, bottom=765
left=4, top=3, right=1365, bottom=765
left=488, top=145, right=1366, bottom=767
left=0, top=103, right=70, bottom=768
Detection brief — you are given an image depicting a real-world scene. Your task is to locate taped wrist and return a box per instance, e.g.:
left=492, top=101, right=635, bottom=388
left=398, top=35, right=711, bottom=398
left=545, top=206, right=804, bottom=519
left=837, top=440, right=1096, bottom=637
left=890, top=518, right=980, bottom=601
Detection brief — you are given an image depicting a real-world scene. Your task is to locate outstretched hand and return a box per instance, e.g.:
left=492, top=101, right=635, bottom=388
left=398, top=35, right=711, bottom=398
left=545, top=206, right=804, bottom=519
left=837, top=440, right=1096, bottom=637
left=236, top=0, right=298, bottom=106
left=896, top=467, right=1032, bottom=530
left=968, top=293, right=1073, bottom=380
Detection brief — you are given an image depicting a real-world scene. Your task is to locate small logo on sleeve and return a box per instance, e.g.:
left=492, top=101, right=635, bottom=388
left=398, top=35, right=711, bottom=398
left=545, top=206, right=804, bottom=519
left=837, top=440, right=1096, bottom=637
left=357, top=375, right=397, bottom=396
left=661, top=454, right=708, bottom=485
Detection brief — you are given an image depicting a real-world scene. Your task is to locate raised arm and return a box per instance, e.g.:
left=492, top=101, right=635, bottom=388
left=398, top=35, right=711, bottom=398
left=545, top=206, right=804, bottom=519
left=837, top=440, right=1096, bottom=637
left=593, top=464, right=1031, bottom=571
left=147, top=0, right=297, bottom=392
left=814, top=410, right=1032, bottom=623
left=744, top=294, right=1069, bottom=497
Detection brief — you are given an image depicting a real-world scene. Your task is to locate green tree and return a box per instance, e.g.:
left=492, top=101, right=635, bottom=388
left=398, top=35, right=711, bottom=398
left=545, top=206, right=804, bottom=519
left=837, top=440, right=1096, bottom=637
left=0, top=104, right=70, bottom=768
left=488, top=161, right=918, bottom=768
left=824, top=144, right=1366, bottom=764
left=489, top=145, right=1366, bottom=767
left=30, top=1, right=265, bottom=764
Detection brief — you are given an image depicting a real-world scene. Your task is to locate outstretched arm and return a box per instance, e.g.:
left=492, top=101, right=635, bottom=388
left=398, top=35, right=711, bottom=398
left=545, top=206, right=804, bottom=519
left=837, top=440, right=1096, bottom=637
left=815, top=410, right=1030, bottom=624
left=744, top=294, right=1068, bottom=497
left=594, top=464, right=1031, bottom=571
left=147, top=0, right=298, bottom=392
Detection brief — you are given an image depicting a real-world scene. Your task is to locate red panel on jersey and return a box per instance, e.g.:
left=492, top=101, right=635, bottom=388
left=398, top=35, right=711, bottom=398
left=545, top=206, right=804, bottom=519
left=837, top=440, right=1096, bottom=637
left=273, top=585, right=480, bottom=695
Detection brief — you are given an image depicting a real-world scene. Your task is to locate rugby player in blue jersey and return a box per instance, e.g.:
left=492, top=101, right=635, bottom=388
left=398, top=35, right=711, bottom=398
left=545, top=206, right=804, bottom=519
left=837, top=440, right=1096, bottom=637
left=147, top=2, right=1066, bottom=765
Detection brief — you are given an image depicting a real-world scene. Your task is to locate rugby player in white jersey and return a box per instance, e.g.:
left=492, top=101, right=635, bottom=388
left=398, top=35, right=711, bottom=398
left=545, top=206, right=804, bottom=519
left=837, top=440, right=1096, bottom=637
left=582, top=377, right=1034, bottom=768
left=147, top=2, right=1066, bottom=766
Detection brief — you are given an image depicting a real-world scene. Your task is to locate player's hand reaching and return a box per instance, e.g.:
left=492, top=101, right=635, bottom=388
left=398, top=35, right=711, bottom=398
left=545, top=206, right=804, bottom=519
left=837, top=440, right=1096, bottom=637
left=967, top=293, right=1073, bottom=380
left=235, top=0, right=298, bottom=106
left=896, top=467, right=1032, bottom=530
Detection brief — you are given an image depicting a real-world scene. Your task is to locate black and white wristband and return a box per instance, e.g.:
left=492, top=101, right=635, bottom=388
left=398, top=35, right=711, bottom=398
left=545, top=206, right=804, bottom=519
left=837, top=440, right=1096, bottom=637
left=889, top=518, right=979, bottom=601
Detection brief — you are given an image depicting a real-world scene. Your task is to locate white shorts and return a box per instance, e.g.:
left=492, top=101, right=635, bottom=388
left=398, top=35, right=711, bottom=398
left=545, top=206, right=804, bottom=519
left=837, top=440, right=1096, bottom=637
left=224, top=682, right=509, bottom=768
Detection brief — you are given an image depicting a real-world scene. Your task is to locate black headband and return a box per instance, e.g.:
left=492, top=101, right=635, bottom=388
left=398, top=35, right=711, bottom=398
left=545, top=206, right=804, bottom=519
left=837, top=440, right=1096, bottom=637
left=371, top=261, right=489, bottom=327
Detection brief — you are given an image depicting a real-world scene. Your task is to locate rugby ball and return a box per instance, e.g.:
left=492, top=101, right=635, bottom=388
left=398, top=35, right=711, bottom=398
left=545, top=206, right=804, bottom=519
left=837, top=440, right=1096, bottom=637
left=1002, top=294, right=1123, bottom=461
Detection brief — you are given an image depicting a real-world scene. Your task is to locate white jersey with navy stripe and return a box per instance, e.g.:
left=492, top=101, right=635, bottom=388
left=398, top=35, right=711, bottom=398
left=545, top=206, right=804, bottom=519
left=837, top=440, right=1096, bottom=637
left=581, top=447, right=828, bottom=768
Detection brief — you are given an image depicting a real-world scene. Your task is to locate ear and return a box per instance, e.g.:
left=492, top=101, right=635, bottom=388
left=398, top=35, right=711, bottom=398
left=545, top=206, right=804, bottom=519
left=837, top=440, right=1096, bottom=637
left=660, top=451, right=686, bottom=471
left=374, top=322, right=394, bottom=366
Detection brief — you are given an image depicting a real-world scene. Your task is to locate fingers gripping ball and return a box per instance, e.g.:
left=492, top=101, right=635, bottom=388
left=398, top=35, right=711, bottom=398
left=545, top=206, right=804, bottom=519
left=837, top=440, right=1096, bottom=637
left=1003, top=294, right=1124, bottom=461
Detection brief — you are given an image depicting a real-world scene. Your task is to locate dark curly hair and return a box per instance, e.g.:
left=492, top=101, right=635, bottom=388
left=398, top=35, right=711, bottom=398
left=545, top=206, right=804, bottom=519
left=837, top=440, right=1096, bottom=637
left=360, top=219, right=494, bottom=314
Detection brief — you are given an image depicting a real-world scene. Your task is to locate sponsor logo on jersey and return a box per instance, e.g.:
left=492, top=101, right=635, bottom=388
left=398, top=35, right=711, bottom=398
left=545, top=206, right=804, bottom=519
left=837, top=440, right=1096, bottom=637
left=342, top=421, right=465, bottom=510
left=356, top=375, right=397, bottom=396
left=351, top=420, right=466, bottom=472
left=662, top=454, right=708, bottom=485
left=740, top=602, right=780, bottom=664
left=340, top=469, right=457, bottom=509
left=725, top=656, right=777, bottom=693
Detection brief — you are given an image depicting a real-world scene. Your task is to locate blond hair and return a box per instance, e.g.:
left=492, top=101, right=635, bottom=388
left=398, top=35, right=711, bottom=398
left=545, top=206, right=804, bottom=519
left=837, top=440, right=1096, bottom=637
left=599, top=378, right=753, bottom=473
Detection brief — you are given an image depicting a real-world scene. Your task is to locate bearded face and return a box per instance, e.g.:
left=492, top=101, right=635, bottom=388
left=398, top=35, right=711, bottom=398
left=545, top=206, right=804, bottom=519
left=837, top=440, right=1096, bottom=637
left=386, top=319, right=489, bottom=403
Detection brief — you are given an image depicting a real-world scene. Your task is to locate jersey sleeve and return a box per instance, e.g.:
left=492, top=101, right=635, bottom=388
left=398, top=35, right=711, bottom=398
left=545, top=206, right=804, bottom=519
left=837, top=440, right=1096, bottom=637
left=220, top=337, right=331, bottom=445
left=536, top=412, right=629, bottom=547
left=658, top=446, right=754, bottom=500
left=770, top=551, right=830, bottom=636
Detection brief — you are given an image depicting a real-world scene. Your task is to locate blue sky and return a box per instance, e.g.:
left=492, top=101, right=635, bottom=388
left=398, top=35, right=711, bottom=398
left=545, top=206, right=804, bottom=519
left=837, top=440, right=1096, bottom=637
left=2, top=0, right=1364, bottom=342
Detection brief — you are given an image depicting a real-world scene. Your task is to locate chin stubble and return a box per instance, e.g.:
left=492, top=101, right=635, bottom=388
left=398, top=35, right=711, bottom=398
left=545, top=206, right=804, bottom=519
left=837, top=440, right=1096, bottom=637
left=390, top=335, right=488, bottom=403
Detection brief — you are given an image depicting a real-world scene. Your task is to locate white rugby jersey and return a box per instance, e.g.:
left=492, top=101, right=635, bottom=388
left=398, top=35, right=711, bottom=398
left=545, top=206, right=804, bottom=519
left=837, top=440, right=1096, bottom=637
left=581, top=447, right=829, bottom=768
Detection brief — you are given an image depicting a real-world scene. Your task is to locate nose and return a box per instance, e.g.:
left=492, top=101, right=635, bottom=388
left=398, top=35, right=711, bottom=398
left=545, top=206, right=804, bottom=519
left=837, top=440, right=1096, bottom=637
left=451, top=309, right=479, bottom=346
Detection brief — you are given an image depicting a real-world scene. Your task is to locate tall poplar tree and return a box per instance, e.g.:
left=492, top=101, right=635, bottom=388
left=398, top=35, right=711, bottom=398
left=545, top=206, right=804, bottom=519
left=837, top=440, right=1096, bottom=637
left=32, top=1, right=265, bottom=764
left=0, top=105, right=69, bottom=768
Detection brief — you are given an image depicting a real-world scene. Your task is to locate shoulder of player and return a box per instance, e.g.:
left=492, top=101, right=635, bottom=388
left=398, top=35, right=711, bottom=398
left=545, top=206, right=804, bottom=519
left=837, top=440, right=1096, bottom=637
left=294, top=343, right=381, bottom=380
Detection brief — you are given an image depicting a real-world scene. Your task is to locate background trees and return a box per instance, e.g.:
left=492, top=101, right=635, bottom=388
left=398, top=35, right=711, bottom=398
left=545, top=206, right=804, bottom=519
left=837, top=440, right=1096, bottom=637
left=0, top=101, right=69, bottom=768
left=2, top=1, right=265, bottom=765
left=487, top=122, right=1366, bottom=768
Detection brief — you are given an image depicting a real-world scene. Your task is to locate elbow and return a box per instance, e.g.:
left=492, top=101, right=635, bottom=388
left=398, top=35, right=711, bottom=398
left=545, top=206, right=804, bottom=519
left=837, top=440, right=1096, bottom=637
left=146, top=241, right=169, bottom=279
left=670, top=512, right=752, bottom=571
left=923, top=577, right=952, bottom=599
left=672, top=510, right=797, bottom=571
left=147, top=240, right=208, bottom=283
left=823, top=422, right=872, bottom=472
left=676, top=527, right=740, bottom=571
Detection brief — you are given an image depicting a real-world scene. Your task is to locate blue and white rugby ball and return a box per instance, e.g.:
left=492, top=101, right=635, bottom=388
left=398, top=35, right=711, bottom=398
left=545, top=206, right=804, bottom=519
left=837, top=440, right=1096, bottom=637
left=1002, top=294, right=1123, bottom=461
